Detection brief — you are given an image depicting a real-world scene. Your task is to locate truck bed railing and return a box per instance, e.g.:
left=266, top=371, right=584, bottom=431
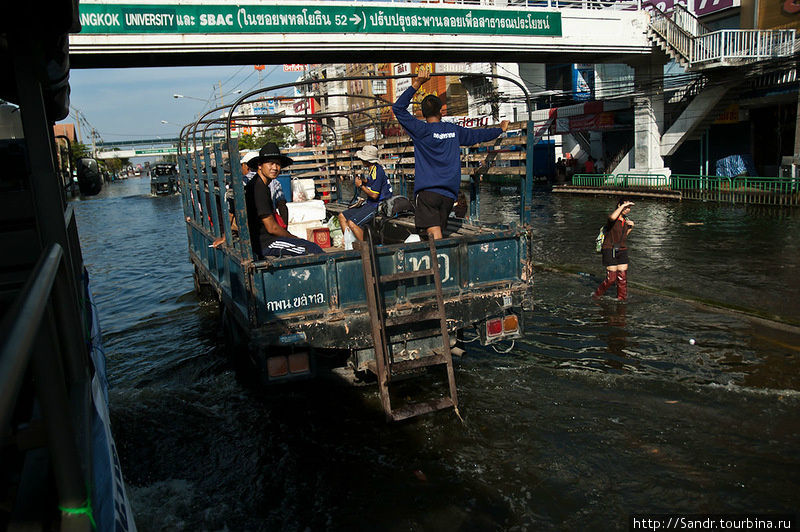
left=0, top=243, right=92, bottom=526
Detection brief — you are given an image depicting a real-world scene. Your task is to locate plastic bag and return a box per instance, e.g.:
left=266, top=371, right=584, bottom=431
left=292, top=178, right=309, bottom=202
left=344, top=228, right=356, bottom=250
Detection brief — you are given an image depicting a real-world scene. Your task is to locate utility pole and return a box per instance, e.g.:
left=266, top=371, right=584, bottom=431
left=73, top=110, right=82, bottom=144
left=219, top=80, right=223, bottom=107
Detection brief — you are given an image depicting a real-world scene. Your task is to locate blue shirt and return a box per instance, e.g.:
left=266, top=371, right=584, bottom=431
left=363, top=164, right=392, bottom=206
left=393, top=86, right=504, bottom=200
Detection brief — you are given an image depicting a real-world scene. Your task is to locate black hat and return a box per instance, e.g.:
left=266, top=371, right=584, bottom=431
left=252, top=142, right=293, bottom=168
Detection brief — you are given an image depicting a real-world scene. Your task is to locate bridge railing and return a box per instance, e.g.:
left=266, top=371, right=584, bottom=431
left=693, top=29, right=797, bottom=66
left=648, top=2, right=796, bottom=68
left=570, top=173, right=800, bottom=206
left=573, top=173, right=670, bottom=188
left=672, top=3, right=707, bottom=36
left=648, top=5, right=694, bottom=61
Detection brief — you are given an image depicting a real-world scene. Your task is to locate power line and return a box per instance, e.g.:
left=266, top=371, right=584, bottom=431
left=218, top=65, right=247, bottom=89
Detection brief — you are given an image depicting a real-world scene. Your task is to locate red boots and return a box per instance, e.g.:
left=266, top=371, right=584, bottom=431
left=615, top=270, right=627, bottom=301
left=593, top=270, right=628, bottom=301
left=593, top=270, right=617, bottom=298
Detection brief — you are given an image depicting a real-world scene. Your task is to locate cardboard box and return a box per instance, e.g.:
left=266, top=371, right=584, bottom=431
left=307, top=226, right=331, bottom=248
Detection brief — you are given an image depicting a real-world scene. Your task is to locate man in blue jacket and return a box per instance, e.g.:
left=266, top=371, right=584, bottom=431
left=393, top=65, right=509, bottom=240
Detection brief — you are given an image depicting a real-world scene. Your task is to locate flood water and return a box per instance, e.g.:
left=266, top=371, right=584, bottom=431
left=73, top=178, right=800, bottom=531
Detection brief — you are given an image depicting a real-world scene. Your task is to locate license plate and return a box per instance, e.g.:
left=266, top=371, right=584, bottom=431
left=503, top=295, right=512, bottom=308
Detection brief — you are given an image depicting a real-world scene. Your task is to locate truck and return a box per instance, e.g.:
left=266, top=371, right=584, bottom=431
left=177, top=73, right=541, bottom=421
left=150, top=162, right=179, bottom=195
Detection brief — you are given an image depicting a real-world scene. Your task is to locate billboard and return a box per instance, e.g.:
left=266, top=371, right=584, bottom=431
left=555, top=112, right=615, bottom=133
left=572, top=65, right=595, bottom=102
left=758, top=0, right=800, bottom=29
left=393, top=63, right=412, bottom=97
left=694, top=0, right=740, bottom=16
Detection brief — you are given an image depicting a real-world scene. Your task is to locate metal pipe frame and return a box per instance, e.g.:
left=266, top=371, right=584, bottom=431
left=0, top=243, right=89, bottom=526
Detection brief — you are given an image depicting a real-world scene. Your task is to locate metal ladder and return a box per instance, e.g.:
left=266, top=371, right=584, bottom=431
left=356, top=228, right=459, bottom=422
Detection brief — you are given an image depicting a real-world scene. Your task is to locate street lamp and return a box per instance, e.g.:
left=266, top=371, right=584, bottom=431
left=173, top=93, right=206, bottom=101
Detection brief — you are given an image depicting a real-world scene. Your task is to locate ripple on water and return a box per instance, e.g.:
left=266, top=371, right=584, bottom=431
left=74, top=182, right=800, bottom=529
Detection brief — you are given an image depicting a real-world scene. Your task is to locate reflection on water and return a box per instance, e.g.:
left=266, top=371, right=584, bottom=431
left=73, top=179, right=800, bottom=530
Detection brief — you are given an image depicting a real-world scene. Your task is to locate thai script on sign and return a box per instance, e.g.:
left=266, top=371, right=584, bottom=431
left=267, top=292, right=325, bottom=312
left=409, top=254, right=451, bottom=282
left=78, top=4, right=562, bottom=37
left=443, top=116, right=492, bottom=128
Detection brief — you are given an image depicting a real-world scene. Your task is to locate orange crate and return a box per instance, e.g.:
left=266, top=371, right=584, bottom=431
left=307, top=227, right=331, bottom=248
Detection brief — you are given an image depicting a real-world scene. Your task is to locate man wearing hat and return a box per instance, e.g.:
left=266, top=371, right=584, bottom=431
left=240, top=150, right=258, bottom=184
left=228, top=150, right=258, bottom=231
left=244, top=142, right=323, bottom=257
left=338, top=145, right=393, bottom=242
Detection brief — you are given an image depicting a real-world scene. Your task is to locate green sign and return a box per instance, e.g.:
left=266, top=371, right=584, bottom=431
left=134, top=147, right=177, bottom=155
left=78, top=4, right=562, bottom=37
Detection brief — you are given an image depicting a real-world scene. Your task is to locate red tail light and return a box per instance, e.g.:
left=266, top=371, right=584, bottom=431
left=487, top=318, right=503, bottom=337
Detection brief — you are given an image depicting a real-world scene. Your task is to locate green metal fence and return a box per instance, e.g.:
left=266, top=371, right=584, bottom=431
left=570, top=173, right=800, bottom=207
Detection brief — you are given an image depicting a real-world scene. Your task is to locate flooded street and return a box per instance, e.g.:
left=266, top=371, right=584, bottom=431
left=72, top=178, right=800, bottom=530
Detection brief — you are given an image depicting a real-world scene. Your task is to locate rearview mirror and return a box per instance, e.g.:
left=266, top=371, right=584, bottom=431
left=77, top=157, right=103, bottom=196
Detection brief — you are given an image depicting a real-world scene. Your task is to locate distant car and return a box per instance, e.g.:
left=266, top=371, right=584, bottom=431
left=150, top=163, right=178, bottom=195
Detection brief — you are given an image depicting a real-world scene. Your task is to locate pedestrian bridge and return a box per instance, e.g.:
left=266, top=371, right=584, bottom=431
left=69, top=0, right=655, bottom=67
left=71, top=0, right=797, bottom=177
left=94, top=137, right=187, bottom=159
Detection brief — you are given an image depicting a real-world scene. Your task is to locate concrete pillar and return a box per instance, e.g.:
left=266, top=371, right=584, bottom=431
left=794, top=84, right=800, bottom=178
left=590, top=131, right=603, bottom=160
left=631, top=57, right=669, bottom=177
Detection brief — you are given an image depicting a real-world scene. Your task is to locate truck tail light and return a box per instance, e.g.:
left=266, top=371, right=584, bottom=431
left=487, top=318, right=503, bottom=337
left=503, top=314, right=519, bottom=334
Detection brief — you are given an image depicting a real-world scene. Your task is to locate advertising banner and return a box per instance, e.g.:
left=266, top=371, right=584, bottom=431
left=555, top=112, right=615, bottom=133
left=393, top=63, right=412, bottom=95
left=572, top=65, right=595, bottom=102
left=694, top=0, right=738, bottom=16
left=758, top=0, right=800, bottom=29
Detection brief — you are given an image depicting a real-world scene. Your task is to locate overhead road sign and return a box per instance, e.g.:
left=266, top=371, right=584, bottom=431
left=78, top=4, right=562, bottom=37
left=71, top=1, right=653, bottom=68
left=95, top=137, right=180, bottom=147
left=134, top=147, right=177, bottom=155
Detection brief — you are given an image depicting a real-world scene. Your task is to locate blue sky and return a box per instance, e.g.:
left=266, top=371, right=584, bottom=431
left=63, top=64, right=301, bottom=144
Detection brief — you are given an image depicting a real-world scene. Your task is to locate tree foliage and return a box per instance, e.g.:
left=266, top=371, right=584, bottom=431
left=69, top=141, right=92, bottom=167
left=104, top=157, right=130, bottom=173
left=237, top=125, right=296, bottom=150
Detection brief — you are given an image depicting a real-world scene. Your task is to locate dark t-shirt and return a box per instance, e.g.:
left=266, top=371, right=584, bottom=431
left=245, top=175, right=277, bottom=257
left=602, top=216, right=628, bottom=250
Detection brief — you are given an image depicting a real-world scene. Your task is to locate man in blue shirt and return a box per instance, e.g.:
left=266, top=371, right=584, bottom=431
left=338, top=144, right=393, bottom=242
left=393, top=65, right=508, bottom=240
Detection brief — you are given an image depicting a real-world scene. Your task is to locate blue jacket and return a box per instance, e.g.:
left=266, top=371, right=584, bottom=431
left=364, top=164, right=392, bottom=206
left=393, top=86, right=503, bottom=200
